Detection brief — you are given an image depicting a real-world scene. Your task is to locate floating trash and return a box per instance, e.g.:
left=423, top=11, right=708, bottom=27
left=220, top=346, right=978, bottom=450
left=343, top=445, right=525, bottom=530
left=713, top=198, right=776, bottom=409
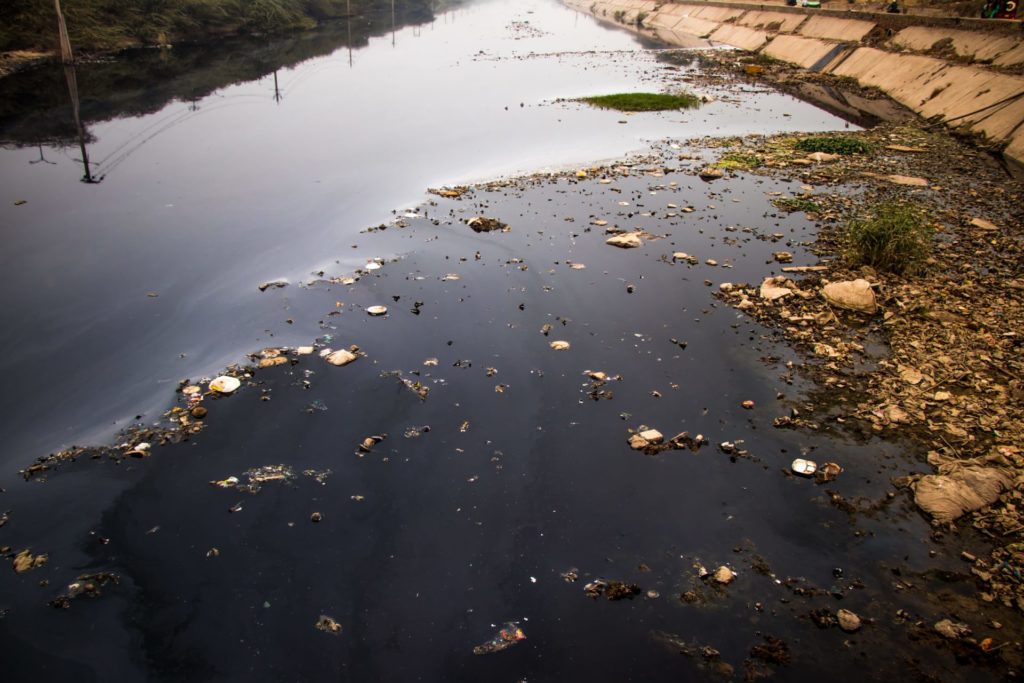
left=366, top=306, right=388, bottom=316
left=315, top=615, right=342, bottom=635
left=209, top=376, right=241, bottom=394
left=324, top=349, right=358, bottom=366
left=305, top=400, right=328, bottom=413
left=791, top=458, right=817, bottom=476
left=817, top=462, right=843, bottom=482
left=549, top=340, right=570, bottom=350
left=404, top=425, right=430, bottom=438
left=473, top=622, right=526, bottom=655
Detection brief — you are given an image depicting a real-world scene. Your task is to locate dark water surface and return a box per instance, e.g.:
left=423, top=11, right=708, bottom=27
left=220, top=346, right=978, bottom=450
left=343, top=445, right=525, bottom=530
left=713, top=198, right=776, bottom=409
left=0, top=0, right=993, bottom=681
left=0, top=0, right=847, bottom=463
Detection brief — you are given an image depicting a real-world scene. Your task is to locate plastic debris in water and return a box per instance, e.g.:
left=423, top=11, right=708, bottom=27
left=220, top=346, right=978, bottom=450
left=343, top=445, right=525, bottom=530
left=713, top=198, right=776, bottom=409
left=209, top=376, right=241, bottom=394
left=305, top=400, right=328, bottom=413
left=473, top=622, right=526, bottom=655
left=791, top=458, right=817, bottom=476
left=315, top=615, right=342, bottom=635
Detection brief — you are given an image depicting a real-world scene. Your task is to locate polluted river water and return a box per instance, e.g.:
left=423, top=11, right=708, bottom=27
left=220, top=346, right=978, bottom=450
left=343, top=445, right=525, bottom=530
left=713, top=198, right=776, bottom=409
left=0, top=0, right=1001, bottom=681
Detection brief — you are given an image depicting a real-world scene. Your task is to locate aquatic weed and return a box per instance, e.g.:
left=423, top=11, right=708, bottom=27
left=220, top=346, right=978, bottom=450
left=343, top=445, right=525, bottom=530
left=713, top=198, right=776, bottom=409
left=579, top=92, right=701, bottom=112
left=773, top=197, right=821, bottom=213
left=795, top=136, right=873, bottom=155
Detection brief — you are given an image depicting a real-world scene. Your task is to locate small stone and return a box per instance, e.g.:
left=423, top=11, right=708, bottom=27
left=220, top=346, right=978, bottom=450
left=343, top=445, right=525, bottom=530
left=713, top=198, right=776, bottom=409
left=885, top=144, right=926, bottom=153
left=837, top=609, right=862, bottom=632
left=712, top=566, right=736, bottom=585
left=760, top=276, right=792, bottom=301
left=325, top=349, right=358, bottom=366
left=934, top=619, right=970, bottom=639
left=772, top=251, right=793, bottom=263
left=190, top=406, right=208, bottom=419
left=310, top=512, right=323, bottom=523
left=806, top=152, right=840, bottom=162
left=699, top=167, right=724, bottom=181
left=881, top=174, right=929, bottom=187
left=638, top=429, right=663, bottom=444
left=606, top=232, right=643, bottom=249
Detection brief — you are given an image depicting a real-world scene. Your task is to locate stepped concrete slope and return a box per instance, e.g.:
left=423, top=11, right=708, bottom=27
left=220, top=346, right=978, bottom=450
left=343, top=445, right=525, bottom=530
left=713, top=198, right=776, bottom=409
left=564, top=0, right=1024, bottom=167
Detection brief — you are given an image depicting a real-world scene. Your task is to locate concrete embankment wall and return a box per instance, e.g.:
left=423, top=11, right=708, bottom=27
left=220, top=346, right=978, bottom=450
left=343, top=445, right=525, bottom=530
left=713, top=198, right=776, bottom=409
left=566, top=0, right=1024, bottom=167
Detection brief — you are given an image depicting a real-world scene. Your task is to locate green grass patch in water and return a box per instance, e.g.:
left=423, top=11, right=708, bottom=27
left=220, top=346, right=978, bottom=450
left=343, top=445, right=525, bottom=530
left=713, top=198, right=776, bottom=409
left=715, top=152, right=762, bottom=170
left=579, top=92, right=701, bottom=112
left=794, top=136, right=873, bottom=155
left=773, top=197, right=822, bottom=213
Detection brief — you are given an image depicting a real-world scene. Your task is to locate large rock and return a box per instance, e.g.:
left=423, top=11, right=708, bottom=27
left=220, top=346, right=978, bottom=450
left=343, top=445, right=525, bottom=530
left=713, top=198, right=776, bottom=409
left=913, top=467, right=1013, bottom=524
left=821, top=279, right=877, bottom=314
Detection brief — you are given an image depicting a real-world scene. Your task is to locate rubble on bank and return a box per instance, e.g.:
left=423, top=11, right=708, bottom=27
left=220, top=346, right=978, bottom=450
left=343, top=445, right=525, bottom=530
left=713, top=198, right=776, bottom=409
left=706, top=121, right=1024, bottom=613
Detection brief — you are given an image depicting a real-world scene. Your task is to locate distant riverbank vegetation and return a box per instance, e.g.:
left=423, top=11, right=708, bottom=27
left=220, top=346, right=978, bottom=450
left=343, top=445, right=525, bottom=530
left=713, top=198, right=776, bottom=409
left=0, top=0, right=440, bottom=53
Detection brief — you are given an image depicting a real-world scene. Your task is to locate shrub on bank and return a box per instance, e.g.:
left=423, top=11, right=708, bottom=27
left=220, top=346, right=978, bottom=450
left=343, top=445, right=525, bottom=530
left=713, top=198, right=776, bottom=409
left=0, top=0, right=421, bottom=53
left=844, top=201, right=932, bottom=274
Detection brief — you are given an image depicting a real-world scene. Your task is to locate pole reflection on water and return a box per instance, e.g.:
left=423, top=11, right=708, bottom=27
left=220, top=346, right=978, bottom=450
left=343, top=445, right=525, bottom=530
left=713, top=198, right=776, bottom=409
left=62, top=64, right=99, bottom=184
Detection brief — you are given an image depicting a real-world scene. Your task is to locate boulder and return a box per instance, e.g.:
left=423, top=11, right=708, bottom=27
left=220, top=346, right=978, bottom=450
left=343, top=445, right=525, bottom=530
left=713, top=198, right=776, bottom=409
left=913, top=467, right=1013, bottom=524
left=821, top=279, right=876, bottom=314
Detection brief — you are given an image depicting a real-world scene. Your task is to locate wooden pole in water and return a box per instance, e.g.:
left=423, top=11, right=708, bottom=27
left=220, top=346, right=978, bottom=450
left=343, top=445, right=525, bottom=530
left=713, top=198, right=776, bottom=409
left=54, top=0, right=74, bottom=64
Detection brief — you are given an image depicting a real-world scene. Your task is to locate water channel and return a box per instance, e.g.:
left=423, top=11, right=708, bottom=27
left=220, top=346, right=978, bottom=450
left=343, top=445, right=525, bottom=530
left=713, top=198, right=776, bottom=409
left=0, top=0, right=989, bottom=680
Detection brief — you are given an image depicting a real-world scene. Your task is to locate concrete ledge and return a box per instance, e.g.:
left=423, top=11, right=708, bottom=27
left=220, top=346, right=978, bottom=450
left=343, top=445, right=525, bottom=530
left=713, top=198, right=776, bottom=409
left=711, top=23, right=770, bottom=51
left=829, top=47, right=947, bottom=106
left=994, top=43, right=1024, bottom=68
left=764, top=34, right=844, bottom=70
left=798, top=15, right=876, bottom=42
left=892, top=26, right=1023, bottom=63
left=675, top=16, right=723, bottom=36
left=689, top=5, right=746, bottom=22
left=651, top=26, right=717, bottom=47
left=565, top=0, right=1024, bottom=165
left=737, top=10, right=808, bottom=33
left=1006, top=128, right=1024, bottom=167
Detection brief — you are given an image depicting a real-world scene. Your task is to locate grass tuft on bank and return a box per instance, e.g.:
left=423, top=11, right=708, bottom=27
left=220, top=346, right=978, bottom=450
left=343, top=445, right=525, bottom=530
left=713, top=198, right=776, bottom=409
left=579, top=92, right=701, bottom=112
left=844, top=201, right=932, bottom=274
